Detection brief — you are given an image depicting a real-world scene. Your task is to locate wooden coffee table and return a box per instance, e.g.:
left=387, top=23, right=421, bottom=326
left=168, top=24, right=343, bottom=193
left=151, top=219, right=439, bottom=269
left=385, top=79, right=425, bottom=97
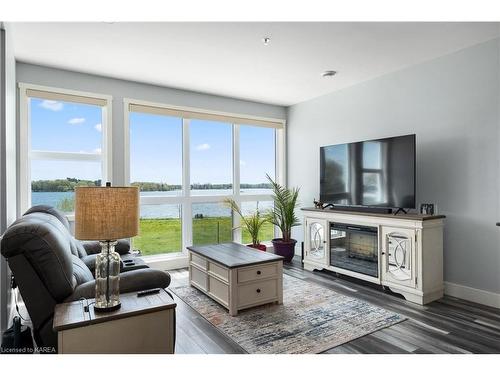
left=187, top=242, right=284, bottom=316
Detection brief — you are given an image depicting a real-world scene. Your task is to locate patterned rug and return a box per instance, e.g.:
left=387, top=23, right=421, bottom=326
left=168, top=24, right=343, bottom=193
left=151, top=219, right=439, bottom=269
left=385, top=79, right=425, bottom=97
left=171, top=274, right=405, bottom=354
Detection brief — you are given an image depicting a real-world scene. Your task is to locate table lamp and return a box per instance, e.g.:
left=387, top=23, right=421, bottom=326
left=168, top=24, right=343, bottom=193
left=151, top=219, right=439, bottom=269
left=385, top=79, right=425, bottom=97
left=74, top=184, right=139, bottom=312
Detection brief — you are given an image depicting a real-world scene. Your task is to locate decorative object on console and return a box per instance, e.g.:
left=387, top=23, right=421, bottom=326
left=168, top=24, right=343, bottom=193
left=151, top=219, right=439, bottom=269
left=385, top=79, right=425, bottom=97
left=313, top=198, right=325, bottom=209
left=75, top=183, right=139, bottom=312
left=266, top=174, right=300, bottom=262
left=420, top=203, right=435, bottom=215
left=223, top=198, right=269, bottom=251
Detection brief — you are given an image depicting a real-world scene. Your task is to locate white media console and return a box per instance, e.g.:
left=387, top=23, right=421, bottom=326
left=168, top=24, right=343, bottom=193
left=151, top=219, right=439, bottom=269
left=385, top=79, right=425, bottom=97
left=302, top=207, right=445, bottom=305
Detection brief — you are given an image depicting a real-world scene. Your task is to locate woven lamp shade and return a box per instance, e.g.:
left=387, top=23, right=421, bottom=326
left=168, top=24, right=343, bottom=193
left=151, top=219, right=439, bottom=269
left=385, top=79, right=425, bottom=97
left=74, top=186, right=139, bottom=240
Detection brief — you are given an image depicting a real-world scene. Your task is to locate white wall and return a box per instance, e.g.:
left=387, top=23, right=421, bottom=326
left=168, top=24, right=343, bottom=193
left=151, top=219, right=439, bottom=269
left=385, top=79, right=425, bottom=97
left=16, top=62, right=286, bottom=187
left=287, top=39, right=500, bottom=298
left=0, top=23, right=17, bottom=333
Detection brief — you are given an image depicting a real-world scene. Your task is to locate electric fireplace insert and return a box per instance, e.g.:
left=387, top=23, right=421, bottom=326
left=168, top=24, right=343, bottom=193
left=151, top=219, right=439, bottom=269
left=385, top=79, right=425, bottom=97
left=329, top=223, right=379, bottom=278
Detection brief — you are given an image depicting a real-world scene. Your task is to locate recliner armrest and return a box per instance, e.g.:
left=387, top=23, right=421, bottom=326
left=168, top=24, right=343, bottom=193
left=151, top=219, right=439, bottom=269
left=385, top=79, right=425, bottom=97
left=82, top=239, right=131, bottom=256
left=66, top=268, right=171, bottom=302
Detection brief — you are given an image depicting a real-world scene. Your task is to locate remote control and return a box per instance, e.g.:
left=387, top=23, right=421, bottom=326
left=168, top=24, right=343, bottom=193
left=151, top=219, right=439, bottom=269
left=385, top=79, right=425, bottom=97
left=137, top=288, right=161, bottom=297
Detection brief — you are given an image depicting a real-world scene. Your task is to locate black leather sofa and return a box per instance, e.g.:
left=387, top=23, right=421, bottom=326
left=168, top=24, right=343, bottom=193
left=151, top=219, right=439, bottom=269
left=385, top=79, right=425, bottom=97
left=0, top=205, right=171, bottom=352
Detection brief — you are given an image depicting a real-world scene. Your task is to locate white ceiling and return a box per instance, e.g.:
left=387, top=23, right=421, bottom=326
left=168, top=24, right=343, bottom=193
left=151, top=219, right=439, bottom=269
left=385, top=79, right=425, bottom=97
left=10, top=22, right=500, bottom=106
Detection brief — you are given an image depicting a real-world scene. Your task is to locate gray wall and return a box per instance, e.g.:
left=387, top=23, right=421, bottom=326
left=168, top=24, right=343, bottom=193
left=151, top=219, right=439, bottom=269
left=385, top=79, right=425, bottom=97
left=16, top=62, right=286, bottom=187
left=0, top=23, right=17, bottom=333
left=287, top=38, right=500, bottom=295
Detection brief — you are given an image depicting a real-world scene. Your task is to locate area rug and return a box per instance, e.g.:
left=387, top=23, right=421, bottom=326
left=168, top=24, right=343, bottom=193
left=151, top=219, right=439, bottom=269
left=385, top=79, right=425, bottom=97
left=171, top=274, right=405, bottom=354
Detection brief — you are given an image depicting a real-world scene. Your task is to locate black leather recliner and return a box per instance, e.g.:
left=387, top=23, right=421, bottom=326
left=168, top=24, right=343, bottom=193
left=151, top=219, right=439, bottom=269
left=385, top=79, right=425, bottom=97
left=0, top=205, right=171, bottom=352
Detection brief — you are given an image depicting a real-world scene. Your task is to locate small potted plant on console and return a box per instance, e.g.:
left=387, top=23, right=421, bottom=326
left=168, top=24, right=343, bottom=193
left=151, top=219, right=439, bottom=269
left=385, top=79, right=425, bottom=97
left=265, top=174, right=300, bottom=262
left=224, top=199, right=269, bottom=251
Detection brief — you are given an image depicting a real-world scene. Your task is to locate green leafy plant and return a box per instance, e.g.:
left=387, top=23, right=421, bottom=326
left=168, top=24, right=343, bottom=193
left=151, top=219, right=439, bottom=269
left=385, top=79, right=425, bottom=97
left=265, top=174, right=300, bottom=242
left=223, top=199, right=269, bottom=246
left=56, top=197, right=75, bottom=212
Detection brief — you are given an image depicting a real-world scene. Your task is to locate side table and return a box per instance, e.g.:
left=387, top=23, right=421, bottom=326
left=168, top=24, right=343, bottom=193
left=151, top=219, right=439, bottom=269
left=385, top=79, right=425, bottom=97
left=53, top=289, right=176, bottom=354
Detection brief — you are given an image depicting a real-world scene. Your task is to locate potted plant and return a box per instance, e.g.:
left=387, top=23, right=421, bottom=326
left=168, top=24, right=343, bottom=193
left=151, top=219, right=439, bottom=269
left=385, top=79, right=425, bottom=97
left=265, top=174, right=300, bottom=262
left=223, top=199, right=269, bottom=251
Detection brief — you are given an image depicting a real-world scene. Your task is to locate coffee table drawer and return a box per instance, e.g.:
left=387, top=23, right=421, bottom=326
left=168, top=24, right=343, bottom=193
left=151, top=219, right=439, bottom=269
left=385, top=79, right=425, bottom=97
left=190, top=253, right=207, bottom=270
left=238, top=263, right=278, bottom=283
left=190, top=265, right=208, bottom=291
left=208, top=262, right=229, bottom=282
left=208, top=276, right=229, bottom=306
left=237, top=279, right=278, bottom=307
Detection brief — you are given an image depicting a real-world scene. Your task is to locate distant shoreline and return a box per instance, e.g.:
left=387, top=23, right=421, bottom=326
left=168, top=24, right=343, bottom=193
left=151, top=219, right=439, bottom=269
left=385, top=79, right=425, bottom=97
left=31, top=178, right=272, bottom=192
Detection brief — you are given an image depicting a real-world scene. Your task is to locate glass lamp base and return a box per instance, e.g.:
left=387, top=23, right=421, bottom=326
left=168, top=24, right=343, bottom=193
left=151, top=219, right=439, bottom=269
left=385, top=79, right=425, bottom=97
left=95, top=240, right=122, bottom=313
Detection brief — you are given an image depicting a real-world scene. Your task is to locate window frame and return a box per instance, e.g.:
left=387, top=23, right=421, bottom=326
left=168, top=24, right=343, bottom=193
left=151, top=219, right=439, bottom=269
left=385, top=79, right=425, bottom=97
left=124, top=98, right=286, bottom=261
left=19, top=83, right=113, bottom=216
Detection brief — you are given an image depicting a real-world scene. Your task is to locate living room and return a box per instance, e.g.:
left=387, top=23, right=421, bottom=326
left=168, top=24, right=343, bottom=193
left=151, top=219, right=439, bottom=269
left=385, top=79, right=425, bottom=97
left=1, top=0, right=500, bottom=372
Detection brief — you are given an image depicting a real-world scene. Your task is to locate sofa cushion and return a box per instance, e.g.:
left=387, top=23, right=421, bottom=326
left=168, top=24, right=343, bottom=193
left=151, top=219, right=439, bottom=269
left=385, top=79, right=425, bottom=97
left=71, top=255, right=94, bottom=285
left=70, top=237, right=88, bottom=258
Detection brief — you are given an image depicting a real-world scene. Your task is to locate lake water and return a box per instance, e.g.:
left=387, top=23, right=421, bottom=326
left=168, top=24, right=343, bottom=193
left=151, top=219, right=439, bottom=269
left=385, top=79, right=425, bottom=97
left=31, top=189, right=273, bottom=218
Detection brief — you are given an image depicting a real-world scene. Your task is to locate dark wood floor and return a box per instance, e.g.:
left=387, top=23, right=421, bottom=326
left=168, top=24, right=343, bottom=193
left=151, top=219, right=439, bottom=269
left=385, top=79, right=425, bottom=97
left=169, top=257, right=500, bottom=354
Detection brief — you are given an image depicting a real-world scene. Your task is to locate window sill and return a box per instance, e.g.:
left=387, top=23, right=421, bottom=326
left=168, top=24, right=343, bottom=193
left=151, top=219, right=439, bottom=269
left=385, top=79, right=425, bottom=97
left=141, top=252, right=188, bottom=271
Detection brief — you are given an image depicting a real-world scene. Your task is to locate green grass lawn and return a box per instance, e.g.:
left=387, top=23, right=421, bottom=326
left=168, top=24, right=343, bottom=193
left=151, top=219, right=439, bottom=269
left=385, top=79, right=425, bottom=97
left=133, top=217, right=275, bottom=256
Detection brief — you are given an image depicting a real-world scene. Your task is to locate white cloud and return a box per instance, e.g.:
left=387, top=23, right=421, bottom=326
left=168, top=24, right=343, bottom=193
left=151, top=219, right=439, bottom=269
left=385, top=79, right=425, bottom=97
left=94, top=123, right=102, bottom=132
left=68, top=117, right=86, bottom=125
left=93, top=148, right=102, bottom=154
left=240, top=160, right=247, bottom=166
left=195, top=143, right=211, bottom=151
left=39, top=100, right=63, bottom=111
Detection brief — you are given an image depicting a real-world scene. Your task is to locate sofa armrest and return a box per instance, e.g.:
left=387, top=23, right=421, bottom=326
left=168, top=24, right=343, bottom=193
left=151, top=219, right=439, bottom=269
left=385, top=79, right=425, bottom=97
left=81, top=241, right=101, bottom=255
left=82, top=239, right=131, bottom=256
left=66, top=269, right=171, bottom=302
left=115, top=239, right=131, bottom=255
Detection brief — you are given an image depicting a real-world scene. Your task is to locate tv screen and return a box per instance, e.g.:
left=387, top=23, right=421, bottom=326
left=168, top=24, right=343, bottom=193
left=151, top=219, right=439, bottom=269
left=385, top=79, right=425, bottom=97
left=320, top=134, right=416, bottom=209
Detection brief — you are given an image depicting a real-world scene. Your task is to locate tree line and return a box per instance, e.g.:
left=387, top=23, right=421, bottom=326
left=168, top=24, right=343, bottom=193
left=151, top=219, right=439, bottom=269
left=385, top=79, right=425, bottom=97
left=32, top=178, right=272, bottom=192
left=31, top=178, right=102, bottom=192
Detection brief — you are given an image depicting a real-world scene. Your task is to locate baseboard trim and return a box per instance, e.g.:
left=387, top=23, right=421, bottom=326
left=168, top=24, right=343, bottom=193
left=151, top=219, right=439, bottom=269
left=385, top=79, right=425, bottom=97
left=444, top=282, right=500, bottom=309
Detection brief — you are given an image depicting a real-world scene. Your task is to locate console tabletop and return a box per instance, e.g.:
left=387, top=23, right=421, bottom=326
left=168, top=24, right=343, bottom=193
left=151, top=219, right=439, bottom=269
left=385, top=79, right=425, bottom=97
left=301, top=207, right=445, bottom=221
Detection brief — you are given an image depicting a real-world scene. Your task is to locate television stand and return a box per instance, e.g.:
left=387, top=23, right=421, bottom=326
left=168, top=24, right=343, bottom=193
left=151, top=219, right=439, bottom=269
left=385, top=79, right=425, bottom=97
left=393, top=207, right=408, bottom=215
left=301, top=207, right=446, bottom=305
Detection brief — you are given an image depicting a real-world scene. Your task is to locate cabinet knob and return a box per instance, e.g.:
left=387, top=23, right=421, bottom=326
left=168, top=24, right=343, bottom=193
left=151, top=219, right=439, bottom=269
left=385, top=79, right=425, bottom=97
left=381, top=252, right=386, bottom=255
left=257, top=270, right=261, bottom=275
left=256, top=289, right=261, bottom=293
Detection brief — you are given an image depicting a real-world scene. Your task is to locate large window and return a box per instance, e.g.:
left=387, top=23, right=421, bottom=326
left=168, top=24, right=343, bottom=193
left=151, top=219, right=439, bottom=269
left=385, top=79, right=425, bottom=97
left=129, top=113, right=183, bottom=196
left=190, top=119, right=233, bottom=195
left=20, top=85, right=111, bottom=214
left=239, top=125, right=275, bottom=194
left=129, top=113, right=183, bottom=255
left=126, top=100, right=284, bottom=257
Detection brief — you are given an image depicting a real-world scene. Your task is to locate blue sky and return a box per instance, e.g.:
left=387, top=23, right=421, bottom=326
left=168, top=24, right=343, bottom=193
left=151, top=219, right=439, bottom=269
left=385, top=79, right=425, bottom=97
left=31, top=99, right=275, bottom=185
left=31, top=98, right=102, bottom=154
left=30, top=98, right=102, bottom=181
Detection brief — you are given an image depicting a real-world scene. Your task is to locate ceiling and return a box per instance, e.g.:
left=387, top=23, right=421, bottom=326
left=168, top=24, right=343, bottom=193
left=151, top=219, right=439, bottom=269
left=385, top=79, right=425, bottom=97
left=10, top=22, right=500, bottom=106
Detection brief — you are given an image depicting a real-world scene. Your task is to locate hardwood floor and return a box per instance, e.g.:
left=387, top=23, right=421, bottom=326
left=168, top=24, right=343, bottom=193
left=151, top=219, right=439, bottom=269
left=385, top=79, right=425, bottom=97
left=169, top=257, right=500, bottom=354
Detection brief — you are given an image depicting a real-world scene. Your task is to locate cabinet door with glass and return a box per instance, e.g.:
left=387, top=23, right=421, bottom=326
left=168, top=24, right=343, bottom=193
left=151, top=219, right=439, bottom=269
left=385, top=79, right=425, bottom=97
left=304, top=218, right=329, bottom=266
left=380, top=226, right=417, bottom=289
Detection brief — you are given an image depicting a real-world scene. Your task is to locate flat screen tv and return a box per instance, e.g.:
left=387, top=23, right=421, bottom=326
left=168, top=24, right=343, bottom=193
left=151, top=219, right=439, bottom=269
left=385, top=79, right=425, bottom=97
left=320, top=134, right=416, bottom=209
